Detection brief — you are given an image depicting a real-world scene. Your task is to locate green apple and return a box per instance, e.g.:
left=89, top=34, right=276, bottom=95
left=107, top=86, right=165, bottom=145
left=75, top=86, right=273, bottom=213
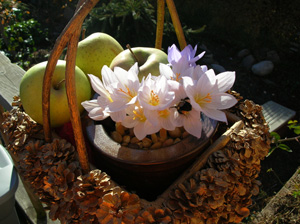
left=109, top=47, right=168, bottom=81
left=75, top=32, right=124, bottom=79
left=19, top=60, right=92, bottom=127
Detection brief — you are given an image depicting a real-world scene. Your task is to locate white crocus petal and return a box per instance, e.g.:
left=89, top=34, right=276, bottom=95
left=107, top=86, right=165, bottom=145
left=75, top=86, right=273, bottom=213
left=159, top=63, right=174, bottom=80
left=201, top=107, right=227, bottom=123
left=158, top=109, right=176, bottom=130
left=122, top=104, right=159, bottom=140
left=183, top=109, right=202, bottom=138
left=174, top=108, right=202, bottom=138
left=216, top=71, right=236, bottom=92
left=88, top=74, right=113, bottom=102
left=138, top=74, right=175, bottom=111
left=101, top=65, right=119, bottom=88
left=107, top=63, right=140, bottom=113
left=81, top=100, right=109, bottom=121
left=81, top=99, right=98, bottom=112
left=110, top=110, right=126, bottom=123
left=192, top=65, right=206, bottom=81
left=207, top=93, right=238, bottom=110
left=144, top=108, right=175, bottom=131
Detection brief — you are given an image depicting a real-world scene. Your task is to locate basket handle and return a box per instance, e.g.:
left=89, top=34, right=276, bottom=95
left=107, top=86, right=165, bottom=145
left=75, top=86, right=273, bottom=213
left=42, top=0, right=99, bottom=173
left=155, top=0, right=187, bottom=50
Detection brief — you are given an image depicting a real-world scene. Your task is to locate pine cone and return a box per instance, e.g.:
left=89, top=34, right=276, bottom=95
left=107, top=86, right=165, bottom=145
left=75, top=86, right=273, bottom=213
left=43, top=161, right=82, bottom=202
left=167, top=168, right=232, bottom=223
left=18, top=140, right=49, bottom=196
left=96, top=187, right=141, bottom=223
left=2, top=107, right=43, bottom=154
left=135, top=207, right=173, bottom=224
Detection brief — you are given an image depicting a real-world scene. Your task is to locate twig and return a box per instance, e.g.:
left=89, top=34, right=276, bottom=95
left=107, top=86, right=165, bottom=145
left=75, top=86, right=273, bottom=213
left=277, top=136, right=300, bottom=143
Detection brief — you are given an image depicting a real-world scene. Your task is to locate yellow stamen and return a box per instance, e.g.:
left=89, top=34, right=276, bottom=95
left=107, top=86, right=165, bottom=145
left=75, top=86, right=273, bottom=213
left=158, top=109, right=170, bottom=118
left=133, top=108, right=146, bottom=122
left=118, top=86, right=134, bottom=98
left=149, top=90, right=160, bottom=106
left=195, top=93, right=212, bottom=106
left=170, top=73, right=182, bottom=82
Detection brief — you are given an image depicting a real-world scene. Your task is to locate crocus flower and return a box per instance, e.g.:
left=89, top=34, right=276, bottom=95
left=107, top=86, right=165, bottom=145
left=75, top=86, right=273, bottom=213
left=105, top=63, right=140, bottom=121
left=138, top=74, right=175, bottom=111
left=81, top=73, right=113, bottom=121
left=122, top=103, right=159, bottom=140
left=182, top=69, right=237, bottom=123
left=167, top=44, right=205, bottom=74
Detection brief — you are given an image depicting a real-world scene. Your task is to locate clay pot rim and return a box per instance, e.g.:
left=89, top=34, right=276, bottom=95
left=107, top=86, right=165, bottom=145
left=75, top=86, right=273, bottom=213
left=86, top=115, right=218, bottom=165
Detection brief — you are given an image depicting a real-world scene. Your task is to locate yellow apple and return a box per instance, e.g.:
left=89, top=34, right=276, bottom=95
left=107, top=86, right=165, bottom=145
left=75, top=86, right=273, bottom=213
left=75, top=32, right=124, bottom=79
left=20, top=60, right=92, bottom=127
left=109, top=47, right=168, bottom=81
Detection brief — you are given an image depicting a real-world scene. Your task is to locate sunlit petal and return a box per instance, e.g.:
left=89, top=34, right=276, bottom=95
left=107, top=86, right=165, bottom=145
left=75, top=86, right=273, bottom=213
left=216, top=71, right=236, bottom=92
left=183, top=109, right=202, bottom=138
left=201, top=107, right=227, bottom=123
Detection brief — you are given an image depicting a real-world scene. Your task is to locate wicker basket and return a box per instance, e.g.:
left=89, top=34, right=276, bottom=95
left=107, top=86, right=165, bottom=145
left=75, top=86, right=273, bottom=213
left=2, top=0, right=271, bottom=223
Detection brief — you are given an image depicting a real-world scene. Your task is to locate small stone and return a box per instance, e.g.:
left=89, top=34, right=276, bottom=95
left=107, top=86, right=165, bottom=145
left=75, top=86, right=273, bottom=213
left=111, top=131, right=122, bottom=143
left=159, top=129, right=167, bottom=142
left=129, top=128, right=135, bottom=137
left=174, top=138, right=181, bottom=144
left=142, top=138, right=152, bottom=148
left=237, top=49, right=250, bottom=58
left=251, top=60, right=274, bottom=76
left=168, top=127, right=182, bottom=138
left=266, top=50, right=280, bottom=63
left=130, top=137, right=140, bottom=144
left=211, top=64, right=226, bottom=74
left=151, top=142, right=162, bottom=149
left=122, top=135, right=131, bottom=144
left=116, top=123, right=125, bottom=136
left=182, top=131, right=190, bottom=139
left=151, top=133, right=158, bottom=143
left=242, top=54, right=256, bottom=70
left=163, top=138, right=174, bottom=147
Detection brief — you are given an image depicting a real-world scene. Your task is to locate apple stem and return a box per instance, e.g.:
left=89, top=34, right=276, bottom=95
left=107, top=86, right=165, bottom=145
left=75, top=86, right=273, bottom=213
left=126, top=44, right=140, bottom=65
left=54, top=79, right=66, bottom=90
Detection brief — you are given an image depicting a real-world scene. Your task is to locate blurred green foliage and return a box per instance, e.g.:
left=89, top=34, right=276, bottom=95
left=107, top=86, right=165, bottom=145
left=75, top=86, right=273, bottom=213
left=0, top=1, right=49, bottom=68
left=82, top=0, right=203, bottom=50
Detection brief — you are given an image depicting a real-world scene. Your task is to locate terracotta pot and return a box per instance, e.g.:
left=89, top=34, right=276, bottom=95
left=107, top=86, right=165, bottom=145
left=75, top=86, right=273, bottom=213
left=86, top=115, right=218, bottom=200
